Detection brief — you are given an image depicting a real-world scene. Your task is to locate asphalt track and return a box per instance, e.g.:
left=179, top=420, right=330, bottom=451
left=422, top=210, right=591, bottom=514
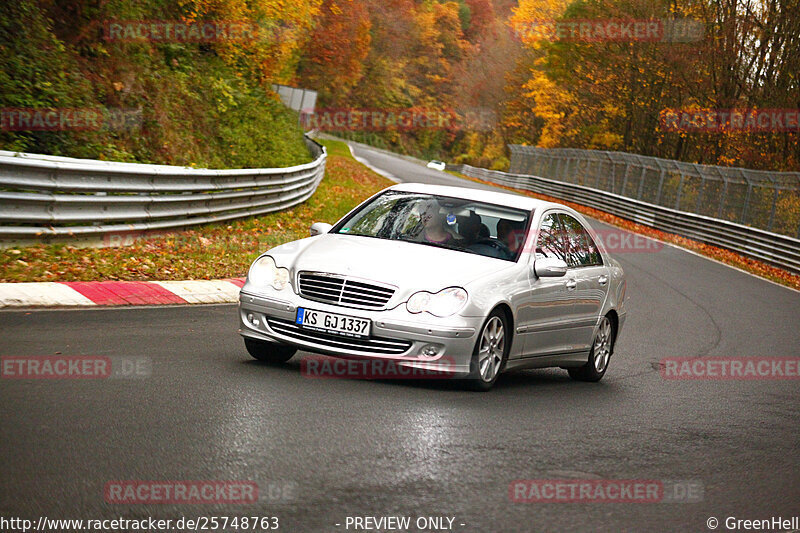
left=1, top=144, right=798, bottom=532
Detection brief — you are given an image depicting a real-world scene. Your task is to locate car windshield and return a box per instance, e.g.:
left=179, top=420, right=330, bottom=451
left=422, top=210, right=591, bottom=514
left=332, top=191, right=531, bottom=261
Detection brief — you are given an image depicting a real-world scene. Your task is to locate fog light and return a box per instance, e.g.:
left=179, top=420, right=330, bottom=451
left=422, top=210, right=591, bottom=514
left=247, top=313, right=259, bottom=327
left=419, top=344, right=440, bottom=357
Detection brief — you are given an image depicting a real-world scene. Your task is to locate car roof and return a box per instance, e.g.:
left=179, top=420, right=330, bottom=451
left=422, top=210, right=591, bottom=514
left=389, top=182, right=555, bottom=212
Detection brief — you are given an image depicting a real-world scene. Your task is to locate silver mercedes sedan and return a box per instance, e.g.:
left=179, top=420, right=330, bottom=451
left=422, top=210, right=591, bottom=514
left=238, top=183, right=627, bottom=390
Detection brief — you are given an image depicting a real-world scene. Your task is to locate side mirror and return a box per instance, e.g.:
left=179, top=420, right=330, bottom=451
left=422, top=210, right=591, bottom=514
left=534, top=257, right=568, bottom=277
left=309, top=222, right=333, bottom=236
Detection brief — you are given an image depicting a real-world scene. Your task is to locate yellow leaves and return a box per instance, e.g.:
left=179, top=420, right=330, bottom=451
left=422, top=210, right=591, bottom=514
left=517, top=68, right=577, bottom=147
left=601, top=102, right=624, bottom=119
left=481, top=130, right=508, bottom=161
left=510, top=0, right=571, bottom=47
left=329, top=1, right=343, bottom=16
left=512, top=0, right=571, bottom=24
left=588, top=131, right=623, bottom=150
left=180, top=0, right=323, bottom=83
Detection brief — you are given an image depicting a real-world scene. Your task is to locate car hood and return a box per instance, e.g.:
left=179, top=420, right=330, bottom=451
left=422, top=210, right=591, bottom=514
left=269, top=233, right=515, bottom=294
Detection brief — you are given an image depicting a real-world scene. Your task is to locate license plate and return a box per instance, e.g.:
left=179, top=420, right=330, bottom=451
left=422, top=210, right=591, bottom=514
left=296, top=308, right=371, bottom=338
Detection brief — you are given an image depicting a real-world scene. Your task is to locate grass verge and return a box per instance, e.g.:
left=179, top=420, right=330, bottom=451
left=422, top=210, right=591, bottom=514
left=0, top=140, right=393, bottom=282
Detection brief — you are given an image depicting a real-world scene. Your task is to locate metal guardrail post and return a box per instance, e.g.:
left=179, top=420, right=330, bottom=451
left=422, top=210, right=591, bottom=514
left=768, top=186, right=779, bottom=232
left=636, top=160, right=647, bottom=200
left=621, top=161, right=631, bottom=196
left=740, top=169, right=753, bottom=225
left=541, top=151, right=548, bottom=176
left=569, top=156, right=577, bottom=182
left=604, top=152, right=615, bottom=193
left=594, top=157, right=603, bottom=188
left=674, top=170, right=686, bottom=210
left=717, top=179, right=729, bottom=220
left=716, top=167, right=729, bottom=220
left=655, top=161, right=666, bottom=205
left=693, top=164, right=705, bottom=214
left=765, top=173, right=779, bottom=232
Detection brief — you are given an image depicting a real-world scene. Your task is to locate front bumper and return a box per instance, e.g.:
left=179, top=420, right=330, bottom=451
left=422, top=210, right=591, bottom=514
left=238, top=289, right=479, bottom=376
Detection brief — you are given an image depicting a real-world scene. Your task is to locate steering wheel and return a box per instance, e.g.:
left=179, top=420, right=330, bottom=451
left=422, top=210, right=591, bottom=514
left=468, top=238, right=513, bottom=259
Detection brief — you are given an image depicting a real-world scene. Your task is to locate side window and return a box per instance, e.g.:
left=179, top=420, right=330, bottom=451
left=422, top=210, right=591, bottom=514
left=535, top=213, right=567, bottom=262
left=559, top=214, right=603, bottom=268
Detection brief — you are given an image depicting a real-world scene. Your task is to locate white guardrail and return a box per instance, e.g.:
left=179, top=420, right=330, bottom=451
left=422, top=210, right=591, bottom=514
left=0, top=136, right=325, bottom=244
left=450, top=163, right=800, bottom=275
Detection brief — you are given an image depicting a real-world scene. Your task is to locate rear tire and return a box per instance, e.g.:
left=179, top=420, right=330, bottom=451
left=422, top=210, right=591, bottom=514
left=244, top=338, right=296, bottom=363
left=465, top=310, right=509, bottom=391
left=568, top=315, right=613, bottom=382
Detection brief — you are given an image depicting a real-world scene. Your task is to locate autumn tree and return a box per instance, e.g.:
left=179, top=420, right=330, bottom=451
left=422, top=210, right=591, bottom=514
left=504, top=0, right=799, bottom=169
left=296, top=0, right=371, bottom=105
left=181, top=0, right=323, bottom=84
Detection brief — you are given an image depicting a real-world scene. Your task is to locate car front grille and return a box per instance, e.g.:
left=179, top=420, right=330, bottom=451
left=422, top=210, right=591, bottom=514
left=297, top=272, right=395, bottom=310
left=266, top=318, right=412, bottom=355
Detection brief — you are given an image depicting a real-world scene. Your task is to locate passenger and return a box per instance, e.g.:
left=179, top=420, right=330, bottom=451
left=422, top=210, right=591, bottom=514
left=418, top=199, right=454, bottom=244
left=497, top=219, right=519, bottom=253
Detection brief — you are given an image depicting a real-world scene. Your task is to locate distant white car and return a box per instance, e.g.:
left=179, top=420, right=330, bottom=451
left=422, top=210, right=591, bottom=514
left=426, top=160, right=446, bottom=171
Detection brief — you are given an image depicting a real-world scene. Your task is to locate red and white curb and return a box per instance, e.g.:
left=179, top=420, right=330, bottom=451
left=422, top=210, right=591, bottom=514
left=0, top=278, right=245, bottom=308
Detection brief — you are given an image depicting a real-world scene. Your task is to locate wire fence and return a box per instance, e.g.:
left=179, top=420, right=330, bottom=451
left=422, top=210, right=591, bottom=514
left=452, top=163, right=800, bottom=274
left=509, top=146, right=800, bottom=238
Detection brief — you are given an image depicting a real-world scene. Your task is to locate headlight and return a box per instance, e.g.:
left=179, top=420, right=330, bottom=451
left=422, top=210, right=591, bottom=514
left=248, top=255, right=290, bottom=291
left=406, top=287, right=467, bottom=317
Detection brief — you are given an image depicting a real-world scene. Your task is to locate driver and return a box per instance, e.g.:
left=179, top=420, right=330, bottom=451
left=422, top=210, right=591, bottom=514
left=458, top=212, right=482, bottom=244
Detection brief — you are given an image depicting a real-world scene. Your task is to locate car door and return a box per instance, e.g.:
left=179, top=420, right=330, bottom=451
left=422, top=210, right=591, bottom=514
left=515, top=211, right=578, bottom=358
left=558, top=213, right=610, bottom=352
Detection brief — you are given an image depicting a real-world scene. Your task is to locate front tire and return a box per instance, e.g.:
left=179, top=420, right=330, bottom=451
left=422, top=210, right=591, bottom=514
left=466, top=310, right=509, bottom=391
left=244, top=338, right=296, bottom=363
left=568, top=315, right=613, bottom=382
